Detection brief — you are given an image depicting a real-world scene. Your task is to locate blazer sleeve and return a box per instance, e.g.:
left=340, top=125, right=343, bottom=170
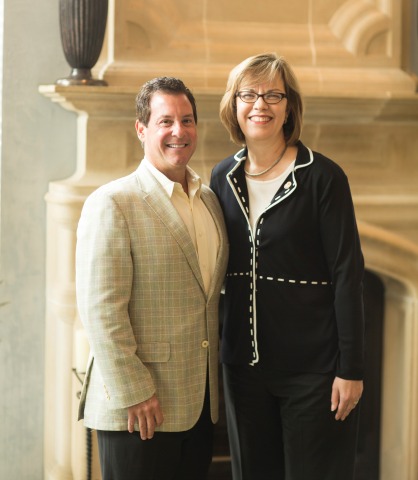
left=318, top=168, right=365, bottom=380
left=76, top=188, right=155, bottom=409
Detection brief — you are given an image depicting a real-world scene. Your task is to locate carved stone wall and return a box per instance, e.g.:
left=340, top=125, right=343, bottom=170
left=41, top=0, right=418, bottom=479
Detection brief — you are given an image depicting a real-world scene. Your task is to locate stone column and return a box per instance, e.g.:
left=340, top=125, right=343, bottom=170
left=40, top=85, right=139, bottom=480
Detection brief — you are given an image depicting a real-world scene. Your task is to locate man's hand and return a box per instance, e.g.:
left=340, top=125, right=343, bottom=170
left=127, top=394, right=164, bottom=440
left=331, top=377, right=363, bottom=421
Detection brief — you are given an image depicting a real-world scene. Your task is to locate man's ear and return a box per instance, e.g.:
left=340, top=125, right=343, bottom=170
left=135, top=119, right=146, bottom=142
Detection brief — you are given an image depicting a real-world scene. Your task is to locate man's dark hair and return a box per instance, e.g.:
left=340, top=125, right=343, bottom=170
left=135, top=77, right=198, bottom=126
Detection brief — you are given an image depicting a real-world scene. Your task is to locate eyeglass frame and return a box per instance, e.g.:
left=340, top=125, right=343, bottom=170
left=235, top=91, right=288, bottom=104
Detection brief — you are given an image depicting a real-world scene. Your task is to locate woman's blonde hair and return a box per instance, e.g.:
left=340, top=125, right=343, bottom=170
left=220, top=53, right=303, bottom=146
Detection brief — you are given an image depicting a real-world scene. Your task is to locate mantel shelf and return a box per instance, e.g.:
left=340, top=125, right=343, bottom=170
left=40, top=82, right=418, bottom=123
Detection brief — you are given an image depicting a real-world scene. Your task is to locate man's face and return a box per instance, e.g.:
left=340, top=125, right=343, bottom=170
left=136, top=92, right=197, bottom=178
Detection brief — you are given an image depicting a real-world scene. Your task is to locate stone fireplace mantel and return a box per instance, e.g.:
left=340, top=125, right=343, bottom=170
left=39, top=1, right=418, bottom=478
left=40, top=82, right=418, bottom=480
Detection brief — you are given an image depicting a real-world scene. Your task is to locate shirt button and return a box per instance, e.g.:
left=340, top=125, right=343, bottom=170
left=201, top=340, right=209, bottom=348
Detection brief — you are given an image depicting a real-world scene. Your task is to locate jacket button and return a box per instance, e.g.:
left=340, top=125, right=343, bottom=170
left=201, top=340, right=209, bottom=348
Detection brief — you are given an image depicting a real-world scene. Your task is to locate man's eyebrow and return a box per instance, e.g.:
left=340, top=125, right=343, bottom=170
left=156, top=113, right=194, bottom=119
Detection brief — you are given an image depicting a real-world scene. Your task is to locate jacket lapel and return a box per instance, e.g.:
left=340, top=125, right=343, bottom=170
left=200, top=187, right=229, bottom=300
left=135, top=165, right=206, bottom=293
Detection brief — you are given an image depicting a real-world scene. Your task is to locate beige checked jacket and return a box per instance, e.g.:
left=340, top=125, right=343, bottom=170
left=76, top=162, right=228, bottom=432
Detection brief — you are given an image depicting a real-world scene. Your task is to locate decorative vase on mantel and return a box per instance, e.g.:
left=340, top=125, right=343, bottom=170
left=56, top=0, right=108, bottom=86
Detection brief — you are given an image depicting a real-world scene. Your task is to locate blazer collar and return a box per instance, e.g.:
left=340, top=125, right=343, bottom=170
left=226, top=141, right=314, bottom=222
left=141, top=157, right=203, bottom=199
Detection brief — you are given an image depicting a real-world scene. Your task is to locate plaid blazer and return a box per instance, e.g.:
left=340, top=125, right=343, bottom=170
left=76, top=162, right=229, bottom=432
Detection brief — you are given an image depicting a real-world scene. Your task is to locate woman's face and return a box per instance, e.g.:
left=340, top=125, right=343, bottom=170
left=236, top=74, right=288, bottom=145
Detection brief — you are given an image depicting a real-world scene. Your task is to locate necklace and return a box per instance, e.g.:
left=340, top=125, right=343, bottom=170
left=244, top=144, right=288, bottom=177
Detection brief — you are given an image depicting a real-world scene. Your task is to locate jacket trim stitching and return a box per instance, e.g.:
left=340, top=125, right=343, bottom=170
left=258, top=275, right=331, bottom=285
left=227, top=272, right=330, bottom=285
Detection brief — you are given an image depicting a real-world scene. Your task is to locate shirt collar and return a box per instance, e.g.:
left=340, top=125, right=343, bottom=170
left=142, top=157, right=202, bottom=199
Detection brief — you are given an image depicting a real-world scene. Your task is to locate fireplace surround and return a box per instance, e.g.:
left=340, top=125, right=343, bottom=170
left=40, top=1, right=418, bottom=478
left=39, top=84, right=418, bottom=480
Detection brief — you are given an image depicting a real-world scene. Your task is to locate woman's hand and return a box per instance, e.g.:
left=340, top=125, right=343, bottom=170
left=331, top=377, right=363, bottom=421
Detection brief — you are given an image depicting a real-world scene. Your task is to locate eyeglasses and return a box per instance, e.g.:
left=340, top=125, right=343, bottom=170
left=236, top=91, right=287, bottom=104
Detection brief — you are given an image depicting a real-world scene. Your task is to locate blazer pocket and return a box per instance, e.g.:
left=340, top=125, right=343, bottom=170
left=137, top=342, right=171, bottom=363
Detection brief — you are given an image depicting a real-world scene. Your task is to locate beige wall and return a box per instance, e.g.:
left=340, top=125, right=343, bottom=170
left=0, top=1, right=78, bottom=479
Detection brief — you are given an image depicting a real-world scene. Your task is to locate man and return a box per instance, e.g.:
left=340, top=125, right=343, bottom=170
left=76, top=77, right=228, bottom=480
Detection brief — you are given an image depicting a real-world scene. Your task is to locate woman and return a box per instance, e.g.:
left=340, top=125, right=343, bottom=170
left=210, top=53, right=365, bottom=480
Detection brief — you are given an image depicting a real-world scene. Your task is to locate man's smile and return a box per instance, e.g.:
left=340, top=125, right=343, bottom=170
left=166, top=143, right=189, bottom=148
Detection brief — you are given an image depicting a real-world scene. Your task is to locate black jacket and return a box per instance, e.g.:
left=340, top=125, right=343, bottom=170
left=210, top=141, right=365, bottom=379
